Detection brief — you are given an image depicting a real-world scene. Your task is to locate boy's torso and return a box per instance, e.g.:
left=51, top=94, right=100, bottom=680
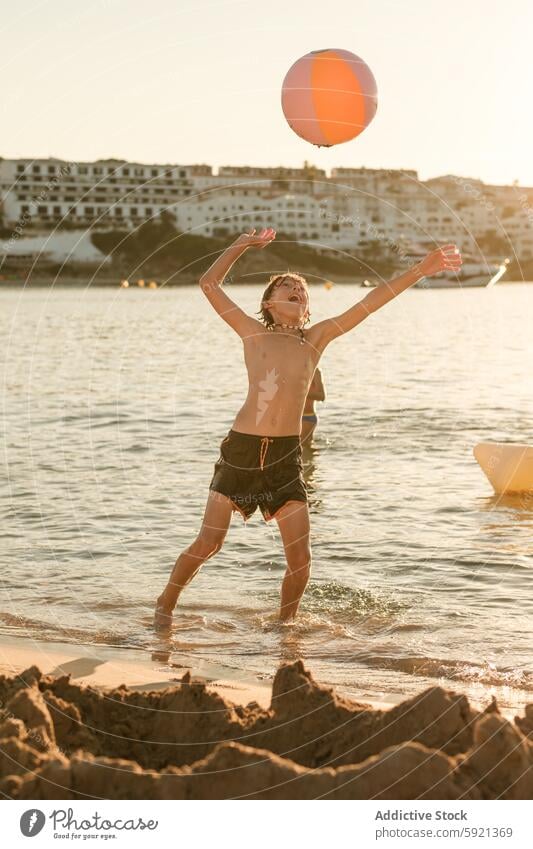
left=232, top=330, right=321, bottom=437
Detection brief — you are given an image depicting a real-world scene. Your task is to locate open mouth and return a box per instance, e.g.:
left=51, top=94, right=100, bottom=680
left=288, top=295, right=301, bottom=303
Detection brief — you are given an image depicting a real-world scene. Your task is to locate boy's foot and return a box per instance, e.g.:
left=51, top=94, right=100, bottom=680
left=154, top=598, right=174, bottom=630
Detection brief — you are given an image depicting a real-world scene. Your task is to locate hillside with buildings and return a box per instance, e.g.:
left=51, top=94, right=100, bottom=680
left=1, top=157, right=532, bottom=283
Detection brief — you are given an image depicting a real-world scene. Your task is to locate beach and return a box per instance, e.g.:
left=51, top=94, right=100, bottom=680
left=2, top=0, right=533, bottom=825
left=1, top=633, right=532, bottom=800
left=2, top=283, right=533, bottom=799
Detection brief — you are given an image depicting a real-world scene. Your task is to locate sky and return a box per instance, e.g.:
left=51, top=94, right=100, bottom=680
left=1, top=0, right=532, bottom=186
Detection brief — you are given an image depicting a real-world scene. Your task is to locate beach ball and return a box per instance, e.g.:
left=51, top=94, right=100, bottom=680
left=281, top=49, right=378, bottom=147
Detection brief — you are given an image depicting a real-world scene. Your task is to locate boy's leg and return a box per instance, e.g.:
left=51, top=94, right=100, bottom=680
left=274, top=500, right=311, bottom=621
left=155, top=489, right=234, bottom=627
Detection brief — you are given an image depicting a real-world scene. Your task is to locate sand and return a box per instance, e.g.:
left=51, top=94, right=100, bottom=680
left=0, top=634, right=273, bottom=709
left=1, top=637, right=532, bottom=799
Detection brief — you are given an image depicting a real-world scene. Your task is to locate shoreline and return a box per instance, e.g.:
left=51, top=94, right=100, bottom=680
left=0, top=633, right=273, bottom=710
left=1, top=276, right=532, bottom=288
left=0, top=270, right=533, bottom=291
left=0, top=631, right=519, bottom=720
left=0, top=632, right=400, bottom=713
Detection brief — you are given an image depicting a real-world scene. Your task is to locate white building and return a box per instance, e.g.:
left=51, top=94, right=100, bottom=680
left=1, top=156, right=530, bottom=261
left=172, top=189, right=340, bottom=247
left=0, top=157, right=212, bottom=231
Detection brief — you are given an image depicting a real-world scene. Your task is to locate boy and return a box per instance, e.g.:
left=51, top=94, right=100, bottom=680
left=155, top=228, right=461, bottom=626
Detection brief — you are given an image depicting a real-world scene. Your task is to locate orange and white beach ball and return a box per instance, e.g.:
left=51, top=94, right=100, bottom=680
left=281, top=49, right=378, bottom=147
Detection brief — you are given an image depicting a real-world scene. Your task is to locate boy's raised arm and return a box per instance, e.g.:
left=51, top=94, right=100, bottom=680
left=310, top=245, right=462, bottom=349
left=199, top=228, right=276, bottom=337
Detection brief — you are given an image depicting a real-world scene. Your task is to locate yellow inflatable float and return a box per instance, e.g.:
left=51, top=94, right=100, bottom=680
left=474, top=442, right=533, bottom=494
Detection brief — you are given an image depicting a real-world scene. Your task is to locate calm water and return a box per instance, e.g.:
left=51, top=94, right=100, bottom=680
left=1, top=283, right=532, bottom=709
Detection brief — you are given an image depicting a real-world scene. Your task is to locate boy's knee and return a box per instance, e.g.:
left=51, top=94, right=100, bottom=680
left=189, top=533, right=225, bottom=561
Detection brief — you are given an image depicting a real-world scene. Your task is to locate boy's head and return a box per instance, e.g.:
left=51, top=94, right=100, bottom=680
left=259, top=272, right=310, bottom=328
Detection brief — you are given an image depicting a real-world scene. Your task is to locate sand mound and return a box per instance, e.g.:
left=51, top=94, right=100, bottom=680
left=1, top=661, right=531, bottom=799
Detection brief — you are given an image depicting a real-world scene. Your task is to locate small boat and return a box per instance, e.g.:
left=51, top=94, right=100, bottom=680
left=474, top=442, right=533, bottom=494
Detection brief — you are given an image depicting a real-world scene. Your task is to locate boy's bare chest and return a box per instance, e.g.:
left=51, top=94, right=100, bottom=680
left=243, top=334, right=319, bottom=383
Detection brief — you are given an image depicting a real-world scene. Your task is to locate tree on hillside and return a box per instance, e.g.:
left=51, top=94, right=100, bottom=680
left=476, top=230, right=509, bottom=256
left=89, top=214, right=367, bottom=281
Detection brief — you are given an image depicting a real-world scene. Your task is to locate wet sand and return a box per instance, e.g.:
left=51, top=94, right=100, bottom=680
left=0, top=634, right=274, bottom=709
left=1, top=635, right=532, bottom=799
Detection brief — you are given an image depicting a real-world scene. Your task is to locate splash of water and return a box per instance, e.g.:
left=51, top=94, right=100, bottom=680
left=301, top=581, right=407, bottom=621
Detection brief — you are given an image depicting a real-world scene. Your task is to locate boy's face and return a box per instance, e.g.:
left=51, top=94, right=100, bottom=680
left=264, top=276, right=310, bottom=325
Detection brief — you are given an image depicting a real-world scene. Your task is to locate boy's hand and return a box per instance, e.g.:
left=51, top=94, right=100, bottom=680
left=233, top=227, right=276, bottom=249
left=416, top=244, right=462, bottom=278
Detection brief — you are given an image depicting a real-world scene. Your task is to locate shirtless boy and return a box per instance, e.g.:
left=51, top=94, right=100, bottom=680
left=155, top=228, right=461, bottom=625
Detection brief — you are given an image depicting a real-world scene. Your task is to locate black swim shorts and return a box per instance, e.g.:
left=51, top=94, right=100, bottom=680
left=209, top=429, right=308, bottom=521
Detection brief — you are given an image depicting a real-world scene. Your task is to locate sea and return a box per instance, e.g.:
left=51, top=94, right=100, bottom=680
left=1, top=281, right=532, bottom=710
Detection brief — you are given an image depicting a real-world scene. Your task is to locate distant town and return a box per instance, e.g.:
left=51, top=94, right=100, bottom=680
left=1, top=157, right=532, bottom=283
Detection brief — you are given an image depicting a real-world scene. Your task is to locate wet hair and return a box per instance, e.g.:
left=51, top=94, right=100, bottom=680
left=258, top=272, right=309, bottom=327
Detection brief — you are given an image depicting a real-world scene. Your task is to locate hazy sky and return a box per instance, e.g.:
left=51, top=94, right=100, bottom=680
left=2, top=0, right=532, bottom=185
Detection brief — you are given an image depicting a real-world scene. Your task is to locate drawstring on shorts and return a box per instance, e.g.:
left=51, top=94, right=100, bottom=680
left=259, top=437, right=273, bottom=471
